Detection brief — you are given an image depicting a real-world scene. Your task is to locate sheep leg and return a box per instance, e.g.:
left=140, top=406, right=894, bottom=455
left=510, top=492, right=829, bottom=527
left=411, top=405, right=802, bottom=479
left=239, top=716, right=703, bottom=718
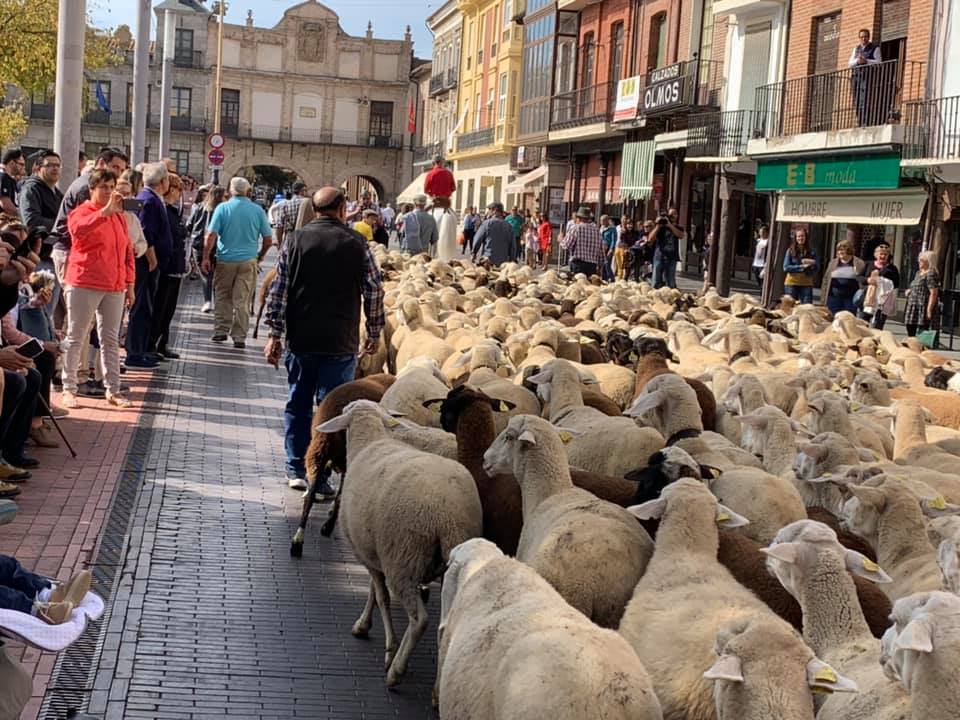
left=351, top=578, right=376, bottom=638
left=385, top=587, right=428, bottom=688
left=369, top=569, right=397, bottom=669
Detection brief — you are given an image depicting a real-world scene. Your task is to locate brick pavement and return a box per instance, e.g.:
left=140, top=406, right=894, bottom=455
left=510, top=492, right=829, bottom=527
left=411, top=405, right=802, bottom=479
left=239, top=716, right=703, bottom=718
left=28, top=276, right=438, bottom=719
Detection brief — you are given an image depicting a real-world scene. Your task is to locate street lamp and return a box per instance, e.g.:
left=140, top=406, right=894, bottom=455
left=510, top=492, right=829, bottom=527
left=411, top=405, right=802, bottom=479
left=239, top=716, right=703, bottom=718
left=211, top=1, right=228, bottom=185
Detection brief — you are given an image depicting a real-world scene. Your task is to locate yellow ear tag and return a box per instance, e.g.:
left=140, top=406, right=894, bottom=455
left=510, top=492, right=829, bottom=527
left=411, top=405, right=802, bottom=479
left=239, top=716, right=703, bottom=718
left=558, top=431, right=573, bottom=444
left=861, top=557, right=880, bottom=573
left=629, top=352, right=638, bottom=362
left=811, top=687, right=834, bottom=695
left=930, top=495, right=948, bottom=511
left=716, top=511, right=731, bottom=523
left=499, top=401, right=510, bottom=412
left=385, top=417, right=400, bottom=428
left=814, top=667, right=837, bottom=684
left=428, top=401, right=442, bottom=412
left=831, top=383, right=841, bottom=392
left=851, top=402, right=861, bottom=412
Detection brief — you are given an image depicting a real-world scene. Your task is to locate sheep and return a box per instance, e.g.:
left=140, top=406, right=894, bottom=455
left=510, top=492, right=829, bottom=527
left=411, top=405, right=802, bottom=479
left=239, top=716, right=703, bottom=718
left=891, top=385, right=960, bottom=429
left=805, top=390, right=891, bottom=459
left=618, top=479, right=856, bottom=720
left=760, top=519, right=909, bottom=720
left=482, top=415, right=654, bottom=628
left=526, top=359, right=664, bottom=476
left=880, top=591, right=960, bottom=719
left=379, top=358, right=450, bottom=428
left=315, top=400, right=482, bottom=687
left=839, top=475, right=960, bottom=603
left=939, top=539, right=960, bottom=594
left=631, top=336, right=717, bottom=431
left=435, top=538, right=663, bottom=720
left=893, top=401, right=960, bottom=492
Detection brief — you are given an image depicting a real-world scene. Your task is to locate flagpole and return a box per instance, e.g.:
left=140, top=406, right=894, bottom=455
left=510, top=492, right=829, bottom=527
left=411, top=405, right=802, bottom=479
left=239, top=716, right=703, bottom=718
left=158, top=8, right=177, bottom=159
left=130, top=0, right=150, bottom=166
left=212, top=1, right=226, bottom=185
left=53, top=0, right=86, bottom=189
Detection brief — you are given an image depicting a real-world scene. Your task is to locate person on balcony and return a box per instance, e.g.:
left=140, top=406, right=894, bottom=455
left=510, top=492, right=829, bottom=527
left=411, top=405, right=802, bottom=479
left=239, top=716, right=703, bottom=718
left=849, top=29, right=882, bottom=127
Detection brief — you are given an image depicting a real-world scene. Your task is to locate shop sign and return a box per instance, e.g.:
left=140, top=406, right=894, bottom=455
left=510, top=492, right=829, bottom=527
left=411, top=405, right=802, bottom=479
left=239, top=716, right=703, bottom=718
left=776, top=190, right=927, bottom=226
left=756, top=154, right=901, bottom=191
left=641, top=63, right=687, bottom=115
left=614, top=76, right=642, bottom=122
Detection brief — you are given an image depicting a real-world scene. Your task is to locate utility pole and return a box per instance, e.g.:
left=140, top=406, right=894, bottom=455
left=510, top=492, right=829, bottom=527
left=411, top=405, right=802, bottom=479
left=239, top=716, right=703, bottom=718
left=212, top=1, right=226, bottom=184
left=130, top=0, right=151, bottom=165
left=158, top=8, right=177, bottom=159
left=53, top=0, right=86, bottom=190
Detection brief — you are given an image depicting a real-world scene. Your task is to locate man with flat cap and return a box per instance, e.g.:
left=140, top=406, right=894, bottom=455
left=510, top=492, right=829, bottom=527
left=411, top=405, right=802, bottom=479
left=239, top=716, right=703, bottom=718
left=264, top=187, right=385, bottom=495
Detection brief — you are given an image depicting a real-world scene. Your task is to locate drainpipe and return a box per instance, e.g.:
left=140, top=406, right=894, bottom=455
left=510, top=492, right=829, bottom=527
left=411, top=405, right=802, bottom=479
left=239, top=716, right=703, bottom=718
left=598, top=153, right=609, bottom=215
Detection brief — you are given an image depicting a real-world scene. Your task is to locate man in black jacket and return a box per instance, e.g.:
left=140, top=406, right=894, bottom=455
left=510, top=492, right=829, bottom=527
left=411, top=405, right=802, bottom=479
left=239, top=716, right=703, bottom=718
left=19, top=150, right=63, bottom=235
left=264, top=187, right=385, bottom=494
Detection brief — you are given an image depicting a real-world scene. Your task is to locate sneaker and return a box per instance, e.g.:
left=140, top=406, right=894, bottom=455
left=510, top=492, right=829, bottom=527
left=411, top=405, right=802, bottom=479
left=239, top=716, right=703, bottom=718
left=233, top=340, right=246, bottom=349
left=287, top=476, right=308, bottom=491
left=125, top=355, right=159, bottom=368
left=61, top=391, right=79, bottom=409
left=211, top=334, right=228, bottom=343
left=201, top=302, right=213, bottom=313
left=29, top=424, right=59, bottom=449
left=158, top=348, right=180, bottom=360
left=49, top=405, right=69, bottom=418
left=35, top=600, right=74, bottom=625
left=0, top=482, right=20, bottom=498
left=93, top=380, right=130, bottom=394
left=314, top=479, right=336, bottom=501
left=77, top=379, right=106, bottom=397
left=0, top=499, right=16, bottom=523
left=106, top=393, right=132, bottom=409
left=0, top=462, right=30, bottom=482
left=6, top=455, right=39, bottom=470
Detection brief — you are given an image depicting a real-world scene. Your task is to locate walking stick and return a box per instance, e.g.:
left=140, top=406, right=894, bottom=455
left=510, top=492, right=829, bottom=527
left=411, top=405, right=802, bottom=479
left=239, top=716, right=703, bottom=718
left=36, top=395, right=77, bottom=458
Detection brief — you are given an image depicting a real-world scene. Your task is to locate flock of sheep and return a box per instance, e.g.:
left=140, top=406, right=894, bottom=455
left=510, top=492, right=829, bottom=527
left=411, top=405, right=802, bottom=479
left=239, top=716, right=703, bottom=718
left=293, top=247, right=960, bottom=719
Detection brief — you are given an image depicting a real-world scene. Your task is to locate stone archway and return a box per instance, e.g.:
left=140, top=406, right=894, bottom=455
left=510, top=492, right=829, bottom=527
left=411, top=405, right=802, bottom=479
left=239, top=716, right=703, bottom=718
left=337, top=174, right=387, bottom=205
left=219, top=156, right=318, bottom=189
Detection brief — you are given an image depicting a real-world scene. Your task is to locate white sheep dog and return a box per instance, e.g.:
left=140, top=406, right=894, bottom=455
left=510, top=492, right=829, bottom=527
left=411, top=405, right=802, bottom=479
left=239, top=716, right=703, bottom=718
left=434, top=538, right=663, bottom=719
left=317, top=400, right=482, bottom=687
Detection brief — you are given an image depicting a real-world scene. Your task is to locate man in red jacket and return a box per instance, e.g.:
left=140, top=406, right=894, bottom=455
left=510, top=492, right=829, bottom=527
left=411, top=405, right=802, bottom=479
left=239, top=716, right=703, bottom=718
left=424, top=155, right=455, bottom=210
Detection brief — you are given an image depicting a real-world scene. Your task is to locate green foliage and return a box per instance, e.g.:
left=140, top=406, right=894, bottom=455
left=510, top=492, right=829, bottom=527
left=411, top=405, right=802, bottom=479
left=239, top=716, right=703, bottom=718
left=0, top=103, right=27, bottom=147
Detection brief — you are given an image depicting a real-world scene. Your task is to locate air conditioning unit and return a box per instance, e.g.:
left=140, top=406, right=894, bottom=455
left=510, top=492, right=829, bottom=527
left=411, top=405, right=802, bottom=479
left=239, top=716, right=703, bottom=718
left=510, top=0, right=526, bottom=24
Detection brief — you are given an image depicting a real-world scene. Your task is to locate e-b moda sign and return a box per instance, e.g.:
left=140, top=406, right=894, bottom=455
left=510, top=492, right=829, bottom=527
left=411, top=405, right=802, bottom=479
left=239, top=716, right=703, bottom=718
left=642, top=63, right=686, bottom=114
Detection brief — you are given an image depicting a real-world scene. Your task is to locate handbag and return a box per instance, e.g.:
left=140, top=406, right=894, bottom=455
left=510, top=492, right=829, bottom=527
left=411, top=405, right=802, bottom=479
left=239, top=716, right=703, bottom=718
left=916, top=329, right=938, bottom=349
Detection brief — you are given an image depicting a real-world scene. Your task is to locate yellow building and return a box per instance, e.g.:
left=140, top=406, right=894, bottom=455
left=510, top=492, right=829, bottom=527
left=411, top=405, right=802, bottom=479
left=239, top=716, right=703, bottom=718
left=448, top=0, right=524, bottom=211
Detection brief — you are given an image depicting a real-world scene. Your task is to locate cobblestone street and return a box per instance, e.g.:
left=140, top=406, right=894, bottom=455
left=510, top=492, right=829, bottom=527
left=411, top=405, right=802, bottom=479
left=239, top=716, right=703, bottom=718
left=4, top=277, right=438, bottom=719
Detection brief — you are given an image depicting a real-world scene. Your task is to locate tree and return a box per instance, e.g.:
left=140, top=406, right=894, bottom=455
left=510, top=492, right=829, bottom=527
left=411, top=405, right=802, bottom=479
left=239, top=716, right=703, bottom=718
left=0, top=105, right=27, bottom=148
left=0, top=0, right=118, bottom=145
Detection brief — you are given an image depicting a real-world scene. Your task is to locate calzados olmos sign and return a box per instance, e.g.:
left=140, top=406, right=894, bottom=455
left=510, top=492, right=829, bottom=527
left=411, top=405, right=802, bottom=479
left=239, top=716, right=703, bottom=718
left=642, top=63, right=687, bottom=114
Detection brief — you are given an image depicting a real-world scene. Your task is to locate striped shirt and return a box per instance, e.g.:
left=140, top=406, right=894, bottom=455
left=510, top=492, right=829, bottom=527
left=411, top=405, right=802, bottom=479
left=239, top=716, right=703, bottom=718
left=560, top=221, right=605, bottom=267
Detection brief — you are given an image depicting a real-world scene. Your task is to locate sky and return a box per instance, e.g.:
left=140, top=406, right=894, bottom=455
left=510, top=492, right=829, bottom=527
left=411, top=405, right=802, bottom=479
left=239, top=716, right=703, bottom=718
left=88, top=0, right=435, bottom=58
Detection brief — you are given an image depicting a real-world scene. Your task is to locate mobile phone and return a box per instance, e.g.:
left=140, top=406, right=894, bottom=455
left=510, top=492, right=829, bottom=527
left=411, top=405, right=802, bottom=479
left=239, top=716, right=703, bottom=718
left=15, top=338, right=43, bottom=359
left=11, top=237, right=32, bottom=260
left=122, top=198, right=144, bottom=213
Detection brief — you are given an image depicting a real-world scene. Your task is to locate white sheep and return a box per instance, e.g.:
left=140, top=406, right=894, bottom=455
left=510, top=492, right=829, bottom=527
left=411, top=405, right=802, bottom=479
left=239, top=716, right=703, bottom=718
left=482, top=415, right=653, bottom=628
left=526, top=359, right=664, bottom=476
left=316, top=400, right=482, bottom=687
left=435, top=538, right=663, bottom=719
left=619, top=479, right=856, bottom=720
left=379, top=358, right=450, bottom=428
left=761, top=519, right=908, bottom=720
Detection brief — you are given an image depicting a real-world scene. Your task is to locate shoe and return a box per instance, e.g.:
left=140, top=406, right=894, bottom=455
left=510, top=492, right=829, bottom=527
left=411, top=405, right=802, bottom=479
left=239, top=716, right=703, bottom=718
left=150, top=352, right=167, bottom=362
left=0, top=482, right=20, bottom=498
left=30, top=425, right=59, bottom=449
left=158, top=348, right=180, bottom=359
left=314, top=479, right=336, bottom=500
left=0, top=499, right=16, bottom=523
left=93, top=380, right=130, bottom=394
left=49, top=405, right=69, bottom=418
left=51, top=378, right=63, bottom=390
left=61, top=391, right=79, bottom=409
left=125, top=355, right=159, bottom=368
left=77, top=380, right=106, bottom=397
left=0, top=462, right=30, bottom=482
left=106, top=393, right=132, bottom=409
left=201, top=302, right=213, bottom=313
left=233, top=340, right=246, bottom=349
left=287, top=476, right=308, bottom=491
left=35, top=600, right=74, bottom=625
left=49, top=569, right=92, bottom=606
left=7, top=456, right=38, bottom=470
left=211, top=334, right=228, bottom=343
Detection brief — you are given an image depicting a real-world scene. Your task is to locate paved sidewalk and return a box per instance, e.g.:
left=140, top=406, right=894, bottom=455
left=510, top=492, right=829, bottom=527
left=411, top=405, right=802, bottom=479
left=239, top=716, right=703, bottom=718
left=35, top=276, right=438, bottom=719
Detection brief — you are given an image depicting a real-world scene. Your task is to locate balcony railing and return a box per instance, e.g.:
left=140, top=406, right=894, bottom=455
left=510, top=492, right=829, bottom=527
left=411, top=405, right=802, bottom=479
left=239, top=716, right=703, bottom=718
left=414, top=142, right=443, bottom=165
left=446, top=68, right=457, bottom=88
left=29, top=103, right=55, bottom=120
left=456, top=126, right=495, bottom=151
left=550, top=80, right=616, bottom=131
left=755, top=59, right=925, bottom=139
left=904, top=95, right=960, bottom=161
left=146, top=113, right=208, bottom=133
left=688, top=110, right=765, bottom=158
left=639, top=59, right=723, bottom=117
left=511, top=144, right=544, bottom=172
left=429, top=74, right=445, bottom=96
left=174, top=50, right=204, bottom=69
left=235, top=124, right=404, bottom=148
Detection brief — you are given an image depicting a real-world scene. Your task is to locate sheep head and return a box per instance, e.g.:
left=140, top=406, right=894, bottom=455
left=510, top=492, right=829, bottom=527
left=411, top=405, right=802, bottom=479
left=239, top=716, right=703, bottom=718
left=627, top=373, right=703, bottom=438
left=881, top=591, right=960, bottom=694
left=623, top=447, right=710, bottom=504
left=482, top=414, right=579, bottom=479
left=633, top=336, right=680, bottom=363
left=432, top=385, right=517, bottom=434
left=626, top=477, right=748, bottom=528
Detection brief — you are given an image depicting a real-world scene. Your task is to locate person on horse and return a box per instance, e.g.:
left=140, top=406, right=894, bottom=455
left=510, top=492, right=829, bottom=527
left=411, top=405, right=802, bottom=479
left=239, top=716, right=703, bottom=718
left=424, top=154, right=455, bottom=212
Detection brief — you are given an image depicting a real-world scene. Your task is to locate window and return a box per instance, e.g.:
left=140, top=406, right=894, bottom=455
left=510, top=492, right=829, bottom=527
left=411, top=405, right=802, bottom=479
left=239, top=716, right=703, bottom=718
left=86, top=80, right=111, bottom=121
left=171, top=87, right=192, bottom=118
left=487, top=88, right=495, bottom=124
left=170, top=149, right=189, bottom=176
left=582, top=32, right=596, bottom=88
left=498, top=73, right=508, bottom=121
left=610, top=22, right=625, bottom=83
left=475, top=92, right=482, bottom=128
left=174, top=28, right=195, bottom=65
left=649, top=13, right=668, bottom=70
left=502, top=0, right=511, bottom=28
left=369, top=101, right=393, bottom=138
left=220, top=88, right=240, bottom=135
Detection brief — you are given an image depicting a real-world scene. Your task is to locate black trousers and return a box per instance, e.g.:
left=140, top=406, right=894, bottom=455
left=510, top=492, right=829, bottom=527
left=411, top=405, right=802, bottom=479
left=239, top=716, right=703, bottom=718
left=0, top=368, right=40, bottom=460
left=32, top=349, right=55, bottom=418
left=150, top=275, right=182, bottom=352
left=125, top=257, right=158, bottom=358
left=570, top=259, right=598, bottom=277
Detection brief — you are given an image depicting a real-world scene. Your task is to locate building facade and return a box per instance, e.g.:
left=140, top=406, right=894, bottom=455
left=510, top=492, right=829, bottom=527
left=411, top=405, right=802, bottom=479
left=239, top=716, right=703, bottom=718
left=418, top=0, right=462, bottom=170
left=20, top=0, right=417, bottom=200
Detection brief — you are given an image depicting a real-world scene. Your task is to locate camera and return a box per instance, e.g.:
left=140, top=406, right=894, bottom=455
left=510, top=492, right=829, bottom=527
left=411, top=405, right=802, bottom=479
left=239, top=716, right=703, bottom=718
left=657, top=214, right=669, bottom=225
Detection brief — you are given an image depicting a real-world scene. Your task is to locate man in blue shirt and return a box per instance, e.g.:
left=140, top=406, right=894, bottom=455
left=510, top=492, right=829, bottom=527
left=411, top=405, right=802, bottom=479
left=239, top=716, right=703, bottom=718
left=202, top=177, right=273, bottom=348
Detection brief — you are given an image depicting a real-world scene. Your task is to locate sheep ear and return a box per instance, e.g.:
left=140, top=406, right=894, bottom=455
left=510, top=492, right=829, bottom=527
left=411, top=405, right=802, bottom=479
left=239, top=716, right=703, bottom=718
left=807, top=398, right=826, bottom=414
left=716, top=504, right=749, bottom=528
left=895, top=617, right=934, bottom=654
left=806, top=658, right=859, bottom=694
left=626, top=390, right=666, bottom=418
left=844, top=550, right=893, bottom=583
left=848, top=485, right=887, bottom=509
left=937, top=539, right=958, bottom=583
left=703, top=654, right=743, bottom=683
left=626, top=498, right=667, bottom=521
left=526, top=369, right=551, bottom=385
left=759, top=542, right=801, bottom=565
left=921, top=495, right=960, bottom=517
left=857, top=447, right=880, bottom=462
left=789, top=420, right=815, bottom=438
left=488, top=398, right=516, bottom=412
left=699, top=465, right=723, bottom=480
left=316, top=414, right=353, bottom=433
left=517, top=429, right=537, bottom=446
left=737, top=414, right=769, bottom=429
left=421, top=399, right=445, bottom=412
left=799, top=443, right=827, bottom=461
left=453, top=351, right=474, bottom=368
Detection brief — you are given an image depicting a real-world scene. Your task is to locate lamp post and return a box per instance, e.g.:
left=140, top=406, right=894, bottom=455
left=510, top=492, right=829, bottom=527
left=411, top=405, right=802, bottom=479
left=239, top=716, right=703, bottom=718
left=53, top=0, right=86, bottom=190
left=130, top=0, right=151, bottom=165
left=158, top=7, right=178, bottom=158
left=212, top=1, right=227, bottom=185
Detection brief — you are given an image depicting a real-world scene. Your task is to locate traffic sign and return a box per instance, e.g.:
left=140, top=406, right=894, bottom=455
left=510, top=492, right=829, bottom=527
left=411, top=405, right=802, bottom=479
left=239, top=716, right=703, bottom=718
left=208, top=148, right=225, bottom=165
left=208, top=133, right=225, bottom=149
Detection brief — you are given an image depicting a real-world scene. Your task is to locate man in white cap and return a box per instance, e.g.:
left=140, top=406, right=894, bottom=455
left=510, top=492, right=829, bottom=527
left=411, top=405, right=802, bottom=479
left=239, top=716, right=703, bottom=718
left=401, top=194, right=437, bottom=255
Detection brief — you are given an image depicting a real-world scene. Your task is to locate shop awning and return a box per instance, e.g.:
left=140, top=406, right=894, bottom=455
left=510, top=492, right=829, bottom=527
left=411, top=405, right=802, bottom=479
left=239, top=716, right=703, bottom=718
left=397, top=172, right=427, bottom=203
left=504, top=165, right=548, bottom=194
left=776, top=189, right=928, bottom=226
left=654, top=129, right=689, bottom=152
left=620, top=140, right=656, bottom=200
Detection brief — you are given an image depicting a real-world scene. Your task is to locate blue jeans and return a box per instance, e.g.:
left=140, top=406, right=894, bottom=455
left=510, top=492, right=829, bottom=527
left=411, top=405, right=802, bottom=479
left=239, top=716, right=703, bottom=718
left=0, top=555, right=50, bottom=614
left=827, top=293, right=857, bottom=315
left=652, top=257, right=677, bottom=289
left=283, top=352, right=358, bottom=478
left=785, top=285, right=814, bottom=304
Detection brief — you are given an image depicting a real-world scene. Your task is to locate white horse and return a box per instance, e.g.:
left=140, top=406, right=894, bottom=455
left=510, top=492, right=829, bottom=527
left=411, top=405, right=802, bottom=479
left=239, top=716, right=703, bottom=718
left=432, top=205, right=460, bottom=262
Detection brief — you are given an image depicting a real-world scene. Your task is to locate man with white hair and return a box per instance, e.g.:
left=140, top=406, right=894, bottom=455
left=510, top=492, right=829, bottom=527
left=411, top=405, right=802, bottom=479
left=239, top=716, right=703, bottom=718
left=202, top=177, right=273, bottom=348
left=126, top=162, right=172, bottom=368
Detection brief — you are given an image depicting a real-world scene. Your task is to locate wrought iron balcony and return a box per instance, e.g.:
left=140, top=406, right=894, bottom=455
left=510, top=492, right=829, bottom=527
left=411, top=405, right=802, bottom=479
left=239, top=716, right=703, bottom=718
left=456, top=126, right=495, bottom=151
left=755, top=59, right=925, bottom=138
left=29, top=103, right=55, bottom=120
left=174, top=50, right=205, bottom=69
left=429, top=74, right=445, bottom=96
left=234, top=124, right=404, bottom=148
left=688, top=110, right=765, bottom=158
left=414, top=142, right=443, bottom=165
left=147, top=114, right=208, bottom=133
left=903, top=95, right=960, bottom=161
left=510, top=144, right=544, bottom=172
left=446, top=68, right=458, bottom=88
left=550, top=80, right=615, bottom=131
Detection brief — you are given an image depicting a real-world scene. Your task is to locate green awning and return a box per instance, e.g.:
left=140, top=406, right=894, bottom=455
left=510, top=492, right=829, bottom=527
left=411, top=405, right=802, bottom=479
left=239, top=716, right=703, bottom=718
left=620, top=140, right=656, bottom=200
